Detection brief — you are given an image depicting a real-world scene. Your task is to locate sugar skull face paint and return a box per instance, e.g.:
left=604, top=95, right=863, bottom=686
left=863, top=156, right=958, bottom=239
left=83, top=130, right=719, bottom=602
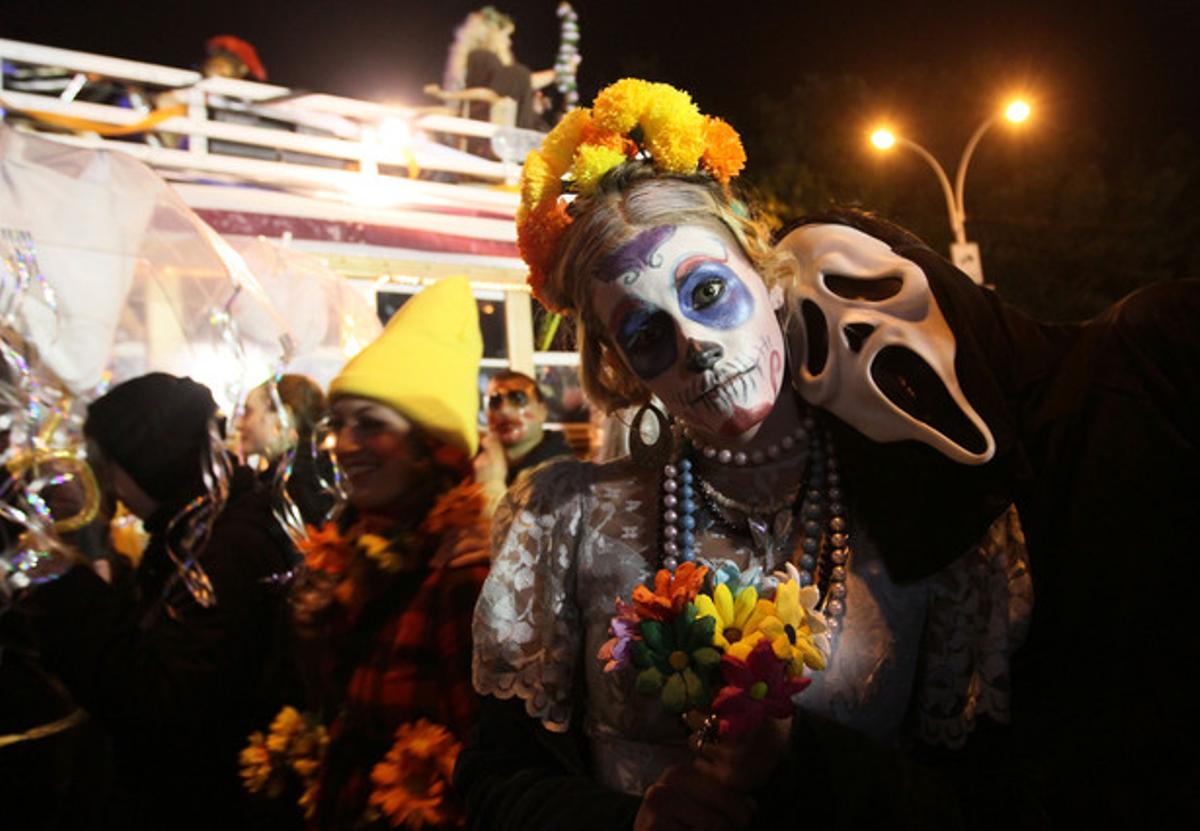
left=592, top=224, right=785, bottom=441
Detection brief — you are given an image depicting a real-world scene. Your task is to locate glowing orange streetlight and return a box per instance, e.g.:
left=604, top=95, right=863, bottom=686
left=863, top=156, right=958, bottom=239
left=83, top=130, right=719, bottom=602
left=869, top=97, right=1034, bottom=284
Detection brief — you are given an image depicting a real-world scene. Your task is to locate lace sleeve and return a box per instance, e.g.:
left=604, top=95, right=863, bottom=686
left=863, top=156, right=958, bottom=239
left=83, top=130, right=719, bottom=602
left=472, top=459, right=591, bottom=732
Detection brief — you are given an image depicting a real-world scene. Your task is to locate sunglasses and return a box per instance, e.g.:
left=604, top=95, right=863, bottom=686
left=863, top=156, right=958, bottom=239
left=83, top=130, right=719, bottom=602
left=487, top=389, right=532, bottom=410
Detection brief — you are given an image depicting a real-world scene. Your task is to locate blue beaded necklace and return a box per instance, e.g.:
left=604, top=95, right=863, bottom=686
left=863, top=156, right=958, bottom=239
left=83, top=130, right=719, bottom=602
left=658, top=412, right=851, bottom=637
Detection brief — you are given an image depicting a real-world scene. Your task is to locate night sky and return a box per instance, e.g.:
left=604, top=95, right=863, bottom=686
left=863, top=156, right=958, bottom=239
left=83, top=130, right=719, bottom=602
left=7, top=1, right=1198, bottom=156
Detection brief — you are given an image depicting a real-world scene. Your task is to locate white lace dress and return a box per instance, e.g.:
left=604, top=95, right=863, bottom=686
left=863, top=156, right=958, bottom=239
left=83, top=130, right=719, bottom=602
left=473, top=457, right=1030, bottom=796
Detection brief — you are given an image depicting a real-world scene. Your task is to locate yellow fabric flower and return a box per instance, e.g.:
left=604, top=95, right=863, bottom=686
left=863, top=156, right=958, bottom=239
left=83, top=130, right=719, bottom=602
left=694, top=583, right=761, bottom=652
left=520, top=150, right=560, bottom=211
left=539, top=107, right=592, bottom=176
left=593, top=78, right=655, bottom=133
left=756, top=580, right=829, bottom=673
left=641, top=85, right=706, bottom=174
left=266, top=706, right=305, bottom=753
left=239, top=732, right=273, bottom=794
left=570, top=143, right=628, bottom=195
left=357, top=533, right=402, bottom=573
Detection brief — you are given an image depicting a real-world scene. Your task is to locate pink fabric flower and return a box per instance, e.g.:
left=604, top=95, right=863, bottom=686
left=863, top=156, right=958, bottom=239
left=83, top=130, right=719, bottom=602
left=712, top=640, right=811, bottom=739
left=597, top=597, right=641, bottom=673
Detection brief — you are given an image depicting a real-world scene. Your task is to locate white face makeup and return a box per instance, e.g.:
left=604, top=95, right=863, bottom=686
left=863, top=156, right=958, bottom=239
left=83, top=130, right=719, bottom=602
left=591, top=224, right=786, bottom=442
left=778, top=222, right=995, bottom=464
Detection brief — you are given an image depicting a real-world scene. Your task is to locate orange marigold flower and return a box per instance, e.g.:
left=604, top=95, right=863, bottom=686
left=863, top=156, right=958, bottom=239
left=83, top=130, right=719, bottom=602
left=297, top=522, right=350, bottom=575
left=517, top=198, right=572, bottom=313
left=632, top=561, right=709, bottom=621
left=369, top=719, right=462, bottom=829
left=539, top=107, right=592, bottom=176
left=593, top=78, right=654, bottom=133
left=701, top=116, right=747, bottom=184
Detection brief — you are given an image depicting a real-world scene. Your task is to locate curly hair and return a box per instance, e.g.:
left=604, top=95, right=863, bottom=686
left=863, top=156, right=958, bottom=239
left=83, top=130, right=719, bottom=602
left=540, top=161, right=797, bottom=413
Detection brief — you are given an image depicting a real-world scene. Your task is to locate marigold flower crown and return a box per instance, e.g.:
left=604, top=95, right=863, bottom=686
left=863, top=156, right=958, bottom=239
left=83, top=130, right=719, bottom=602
left=516, top=78, right=747, bottom=313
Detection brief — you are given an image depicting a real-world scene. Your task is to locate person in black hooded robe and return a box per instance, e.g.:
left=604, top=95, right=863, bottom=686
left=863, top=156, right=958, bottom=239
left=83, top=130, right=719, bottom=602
left=774, top=210, right=1200, bottom=829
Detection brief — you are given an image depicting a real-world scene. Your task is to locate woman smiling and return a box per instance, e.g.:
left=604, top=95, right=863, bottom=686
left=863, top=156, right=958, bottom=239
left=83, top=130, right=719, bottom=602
left=283, top=277, right=496, bottom=829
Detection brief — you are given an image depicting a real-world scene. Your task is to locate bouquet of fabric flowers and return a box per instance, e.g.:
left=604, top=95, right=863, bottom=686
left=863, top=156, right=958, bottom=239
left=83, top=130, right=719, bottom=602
left=598, top=562, right=830, bottom=741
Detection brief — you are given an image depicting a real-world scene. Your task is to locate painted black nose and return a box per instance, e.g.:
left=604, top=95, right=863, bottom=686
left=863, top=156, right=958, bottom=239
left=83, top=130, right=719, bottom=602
left=686, top=339, right=724, bottom=371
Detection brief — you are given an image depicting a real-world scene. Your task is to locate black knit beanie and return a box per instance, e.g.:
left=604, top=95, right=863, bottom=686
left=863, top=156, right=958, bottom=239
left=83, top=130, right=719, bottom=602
left=85, top=373, right=218, bottom=504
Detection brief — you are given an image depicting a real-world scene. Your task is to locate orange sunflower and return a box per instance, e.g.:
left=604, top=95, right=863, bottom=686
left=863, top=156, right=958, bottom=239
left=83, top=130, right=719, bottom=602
left=368, top=719, right=462, bottom=828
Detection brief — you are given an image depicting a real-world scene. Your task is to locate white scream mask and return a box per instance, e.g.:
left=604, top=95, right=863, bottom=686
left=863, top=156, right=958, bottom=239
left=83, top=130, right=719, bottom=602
left=778, top=223, right=995, bottom=464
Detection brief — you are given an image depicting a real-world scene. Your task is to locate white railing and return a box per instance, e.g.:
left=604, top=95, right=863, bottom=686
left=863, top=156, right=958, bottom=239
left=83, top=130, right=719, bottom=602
left=0, top=38, right=543, bottom=196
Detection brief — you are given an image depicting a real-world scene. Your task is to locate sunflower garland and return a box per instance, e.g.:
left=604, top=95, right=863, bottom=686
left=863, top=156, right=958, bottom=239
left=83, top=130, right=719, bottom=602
left=516, top=78, right=747, bottom=312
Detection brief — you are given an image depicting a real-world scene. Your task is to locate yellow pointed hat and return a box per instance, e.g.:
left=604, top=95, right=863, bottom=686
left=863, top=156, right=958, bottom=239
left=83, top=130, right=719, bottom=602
left=330, top=276, right=482, bottom=456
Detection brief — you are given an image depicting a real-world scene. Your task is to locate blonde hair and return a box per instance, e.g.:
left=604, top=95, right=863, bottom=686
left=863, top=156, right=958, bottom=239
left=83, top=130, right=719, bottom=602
left=442, top=8, right=516, bottom=91
left=543, top=162, right=796, bottom=413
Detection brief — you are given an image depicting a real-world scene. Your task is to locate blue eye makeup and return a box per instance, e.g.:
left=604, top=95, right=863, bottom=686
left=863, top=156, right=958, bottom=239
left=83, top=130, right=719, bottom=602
left=677, top=261, right=753, bottom=329
left=616, top=303, right=678, bottom=380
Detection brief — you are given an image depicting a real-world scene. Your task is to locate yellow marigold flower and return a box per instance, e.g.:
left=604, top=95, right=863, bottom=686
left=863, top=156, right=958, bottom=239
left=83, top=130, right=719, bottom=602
left=593, top=78, right=655, bottom=133
left=756, top=580, right=829, bottom=673
left=520, top=150, right=560, bottom=212
left=539, top=107, right=592, bottom=176
left=694, top=583, right=760, bottom=652
left=570, top=144, right=628, bottom=195
left=641, top=84, right=706, bottom=174
left=701, top=116, right=747, bottom=184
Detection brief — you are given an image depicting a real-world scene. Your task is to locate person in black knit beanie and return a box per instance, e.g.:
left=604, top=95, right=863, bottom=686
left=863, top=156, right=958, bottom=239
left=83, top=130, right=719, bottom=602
left=14, top=372, right=293, bottom=831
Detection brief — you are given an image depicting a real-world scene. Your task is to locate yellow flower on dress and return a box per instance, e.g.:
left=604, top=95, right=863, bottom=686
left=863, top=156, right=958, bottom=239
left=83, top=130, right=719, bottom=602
left=369, top=719, right=462, bottom=829
left=694, top=583, right=760, bottom=653
left=570, top=143, right=628, bottom=194
left=539, top=107, right=592, bottom=175
left=592, top=77, right=655, bottom=133
left=754, top=580, right=830, bottom=673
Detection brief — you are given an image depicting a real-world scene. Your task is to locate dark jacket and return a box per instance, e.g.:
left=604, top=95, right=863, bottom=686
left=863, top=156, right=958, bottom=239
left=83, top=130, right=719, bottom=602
left=506, top=430, right=572, bottom=486
left=18, top=466, right=293, bottom=830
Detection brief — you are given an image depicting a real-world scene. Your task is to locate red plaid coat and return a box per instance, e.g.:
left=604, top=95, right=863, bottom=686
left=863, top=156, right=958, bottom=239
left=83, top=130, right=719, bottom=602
left=313, top=558, right=489, bottom=828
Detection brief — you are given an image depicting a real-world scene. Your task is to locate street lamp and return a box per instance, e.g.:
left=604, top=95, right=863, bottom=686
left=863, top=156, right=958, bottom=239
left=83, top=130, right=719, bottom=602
left=870, top=98, right=1031, bottom=285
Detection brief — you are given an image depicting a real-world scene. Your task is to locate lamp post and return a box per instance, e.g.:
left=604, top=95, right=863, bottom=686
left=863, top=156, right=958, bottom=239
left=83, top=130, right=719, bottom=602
left=870, top=99, right=1030, bottom=285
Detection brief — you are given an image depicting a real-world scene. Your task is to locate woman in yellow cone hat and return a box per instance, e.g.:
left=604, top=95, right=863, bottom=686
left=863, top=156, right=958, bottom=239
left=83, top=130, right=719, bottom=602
left=261, top=277, right=497, bottom=828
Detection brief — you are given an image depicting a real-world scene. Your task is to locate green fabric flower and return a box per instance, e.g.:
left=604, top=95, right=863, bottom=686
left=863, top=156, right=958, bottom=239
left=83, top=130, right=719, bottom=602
left=630, top=602, right=721, bottom=713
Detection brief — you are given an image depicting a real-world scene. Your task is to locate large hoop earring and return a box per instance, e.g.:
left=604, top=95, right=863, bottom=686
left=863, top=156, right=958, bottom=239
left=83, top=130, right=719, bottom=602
left=629, top=402, right=674, bottom=470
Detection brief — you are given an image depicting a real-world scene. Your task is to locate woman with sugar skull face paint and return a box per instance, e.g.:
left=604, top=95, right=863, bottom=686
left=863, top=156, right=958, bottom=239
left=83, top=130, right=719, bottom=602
left=464, top=81, right=1026, bottom=830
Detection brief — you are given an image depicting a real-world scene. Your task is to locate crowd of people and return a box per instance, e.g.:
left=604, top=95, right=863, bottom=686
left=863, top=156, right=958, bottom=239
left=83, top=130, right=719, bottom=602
left=2, top=71, right=1197, bottom=831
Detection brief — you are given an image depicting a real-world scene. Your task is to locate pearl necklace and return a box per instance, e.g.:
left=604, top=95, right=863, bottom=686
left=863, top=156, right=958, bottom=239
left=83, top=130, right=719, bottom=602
left=681, top=424, right=810, bottom=467
left=659, top=413, right=850, bottom=637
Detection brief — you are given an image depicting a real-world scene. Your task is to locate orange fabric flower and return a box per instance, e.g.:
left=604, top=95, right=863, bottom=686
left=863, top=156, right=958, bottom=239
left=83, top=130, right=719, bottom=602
left=701, top=116, right=747, bottom=184
left=516, top=198, right=572, bottom=313
left=369, top=719, right=462, bottom=829
left=297, top=522, right=351, bottom=575
left=632, top=562, right=709, bottom=622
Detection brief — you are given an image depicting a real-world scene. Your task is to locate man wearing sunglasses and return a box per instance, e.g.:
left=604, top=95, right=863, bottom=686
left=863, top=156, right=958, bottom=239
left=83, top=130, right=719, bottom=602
left=484, top=370, right=572, bottom=486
